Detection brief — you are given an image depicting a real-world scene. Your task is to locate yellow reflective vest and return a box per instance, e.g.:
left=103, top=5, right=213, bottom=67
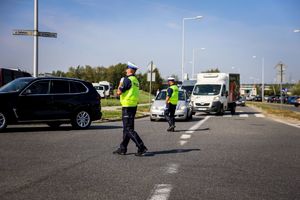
left=168, top=85, right=179, bottom=105
left=120, top=76, right=139, bottom=107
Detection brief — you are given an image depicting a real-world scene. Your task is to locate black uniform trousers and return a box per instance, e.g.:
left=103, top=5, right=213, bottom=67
left=120, top=106, right=145, bottom=152
left=164, top=103, right=177, bottom=127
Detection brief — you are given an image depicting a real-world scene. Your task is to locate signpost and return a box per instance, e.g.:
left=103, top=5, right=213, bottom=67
left=147, top=61, right=156, bottom=106
left=12, top=0, right=57, bottom=77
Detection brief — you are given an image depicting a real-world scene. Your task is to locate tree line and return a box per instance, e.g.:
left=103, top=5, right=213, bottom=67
left=51, top=64, right=300, bottom=95
left=51, top=63, right=163, bottom=94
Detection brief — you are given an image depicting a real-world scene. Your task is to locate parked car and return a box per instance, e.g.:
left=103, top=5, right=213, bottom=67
left=288, top=96, right=299, bottom=104
left=294, top=97, right=300, bottom=107
left=291, top=96, right=299, bottom=104
left=254, top=95, right=262, bottom=102
left=150, top=89, right=193, bottom=121
left=267, top=95, right=279, bottom=103
left=274, top=95, right=288, bottom=103
left=236, top=96, right=246, bottom=106
left=0, top=77, right=102, bottom=131
left=246, top=95, right=256, bottom=101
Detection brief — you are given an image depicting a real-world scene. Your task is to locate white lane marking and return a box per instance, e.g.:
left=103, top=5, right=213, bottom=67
left=179, top=140, right=187, bottom=146
left=271, top=118, right=300, bottom=129
left=148, top=184, right=172, bottom=200
left=180, top=134, right=191, bottom=139
left=223, top=115, right=232, bottom=117
left=166, top=163, right=179, bottom=174
left=239, top=114, right=249, bottom=117
left=185, top=116, right=211, bottom=133
left=255, top=114, right=265, bottom=118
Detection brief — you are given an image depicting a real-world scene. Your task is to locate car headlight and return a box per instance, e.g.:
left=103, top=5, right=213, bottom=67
left=151, top=106, right=158, bottom=110
left=178, top=106, right=187, bottom=111
left=158, top=106, right=165, bottom=111
left=213, top=96, right=220, bottom=101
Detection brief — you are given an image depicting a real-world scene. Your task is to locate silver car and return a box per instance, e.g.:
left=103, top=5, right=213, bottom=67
left=150, top=89, right=193, bottom=121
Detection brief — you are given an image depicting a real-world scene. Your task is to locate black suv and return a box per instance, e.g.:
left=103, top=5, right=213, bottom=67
left=0, top=77, right=102, bottom=131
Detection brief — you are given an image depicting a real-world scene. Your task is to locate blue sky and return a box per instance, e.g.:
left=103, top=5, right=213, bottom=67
left=0, top=0, right=299, bottom=83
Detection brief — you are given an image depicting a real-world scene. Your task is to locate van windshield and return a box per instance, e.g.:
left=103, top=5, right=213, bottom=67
left=193, top=84, right=221, bottom=95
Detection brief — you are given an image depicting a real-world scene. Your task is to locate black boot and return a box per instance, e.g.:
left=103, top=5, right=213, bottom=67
left=167, top=125, right=175, bottom=132
left=135, top=146, right=148, bottom=156
left=113, top=148, right=126, bottom=155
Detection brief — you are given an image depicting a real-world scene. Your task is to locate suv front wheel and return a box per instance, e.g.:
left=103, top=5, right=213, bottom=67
left=0, top=112, right=8, bottom=132
left=71, top=110, right=91, bottom=129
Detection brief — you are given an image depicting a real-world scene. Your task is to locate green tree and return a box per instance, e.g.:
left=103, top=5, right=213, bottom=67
left=50, top=63, right=163, bottom=93
left=202, top=68, right=220, bottom=73
left=291, top=81, right=300, bottom=95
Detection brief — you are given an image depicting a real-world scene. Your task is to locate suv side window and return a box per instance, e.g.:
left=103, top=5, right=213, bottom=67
left=70, top=81, right=87, bottom=93
left=51, top=80, right=70, bottom=94
left=25, top=80, right=49, bottom=95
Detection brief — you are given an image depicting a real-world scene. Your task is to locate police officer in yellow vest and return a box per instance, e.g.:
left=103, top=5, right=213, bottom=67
left=113, top=62, right=148, bottom=156
left=165, top=77, right=179, bottom=132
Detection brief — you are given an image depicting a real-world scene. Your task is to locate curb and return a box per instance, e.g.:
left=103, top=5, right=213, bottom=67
left=93, top=113, right=150, bottom=124
left=247, top=104, right=300, bottom=128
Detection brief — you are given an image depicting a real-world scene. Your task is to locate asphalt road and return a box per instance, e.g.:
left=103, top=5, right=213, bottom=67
left=0, top=106, right=299, bottom=200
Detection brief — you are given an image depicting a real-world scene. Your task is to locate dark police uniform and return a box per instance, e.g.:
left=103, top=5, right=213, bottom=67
left=114, top=73, right=147, bottom=156
left=165, top=84, right=179, bottom=132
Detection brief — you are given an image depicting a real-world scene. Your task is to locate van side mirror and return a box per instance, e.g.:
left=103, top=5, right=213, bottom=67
left=225, top=91, right=229, bottom=97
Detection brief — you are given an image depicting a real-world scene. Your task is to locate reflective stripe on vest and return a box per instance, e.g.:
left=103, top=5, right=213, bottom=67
left=168, top=85, right=179, bottom=105
left=120, top=76, right=139, bottom=107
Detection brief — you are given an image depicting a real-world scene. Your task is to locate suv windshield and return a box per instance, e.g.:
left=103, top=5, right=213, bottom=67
left=0, top=77, right=33, bottom=93
left=156, top=91, right=185, bottom=101
left=193, top=84, right=221, bottom=95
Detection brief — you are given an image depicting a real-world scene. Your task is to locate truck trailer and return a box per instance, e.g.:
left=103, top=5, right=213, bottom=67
left=191, top=73, right=240, bottom=115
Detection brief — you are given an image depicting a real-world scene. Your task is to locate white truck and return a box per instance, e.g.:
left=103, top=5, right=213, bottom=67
left=99, top=81, right=113, bottom=97
left=191, top=73, right=240, bottom=115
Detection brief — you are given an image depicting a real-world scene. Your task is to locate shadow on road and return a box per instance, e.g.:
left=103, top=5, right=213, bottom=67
left=1, top=125, right=123, bottom=133
left=141, top=148, right=201, bottom=157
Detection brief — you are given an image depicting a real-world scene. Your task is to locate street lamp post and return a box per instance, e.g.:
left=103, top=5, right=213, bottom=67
left=253, top=56, right=265, bottom=101
left=181, top=16, right=203, bottom=81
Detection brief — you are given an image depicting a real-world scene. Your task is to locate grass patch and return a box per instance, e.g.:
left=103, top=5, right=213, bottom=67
left=247, top=102, right=300, bottom=121
left=101, top=90, right=154, bottom=107
left=101, top=105, right=150, bottom=120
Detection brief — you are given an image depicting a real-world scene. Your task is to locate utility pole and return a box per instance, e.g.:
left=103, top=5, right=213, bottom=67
left=149, top=61, right=153, bottom=106
left=12, top=0, right=57, bottom=77
left=275, top=61, right=286, bottom=105
left=33, top=0, right=38, bottom=77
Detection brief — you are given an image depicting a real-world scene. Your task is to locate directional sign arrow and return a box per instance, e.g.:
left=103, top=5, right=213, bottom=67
left=38, top=31, right=57, bottom=38
left=12, top=30, right=34, bottom=36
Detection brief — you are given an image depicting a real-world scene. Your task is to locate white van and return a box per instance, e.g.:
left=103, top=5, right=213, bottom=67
left=92, top=83, right=105, bottom=98
left=191, top=73, right=240, bottom=115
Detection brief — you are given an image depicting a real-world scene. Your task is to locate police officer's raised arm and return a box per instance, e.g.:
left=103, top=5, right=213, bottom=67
left=117, top=77, right=131, bottom=95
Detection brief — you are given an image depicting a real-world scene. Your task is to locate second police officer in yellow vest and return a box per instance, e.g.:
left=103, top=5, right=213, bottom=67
left=165, top=77, right=179, bottom=132
left=113, top=62, right=148, bottom=156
